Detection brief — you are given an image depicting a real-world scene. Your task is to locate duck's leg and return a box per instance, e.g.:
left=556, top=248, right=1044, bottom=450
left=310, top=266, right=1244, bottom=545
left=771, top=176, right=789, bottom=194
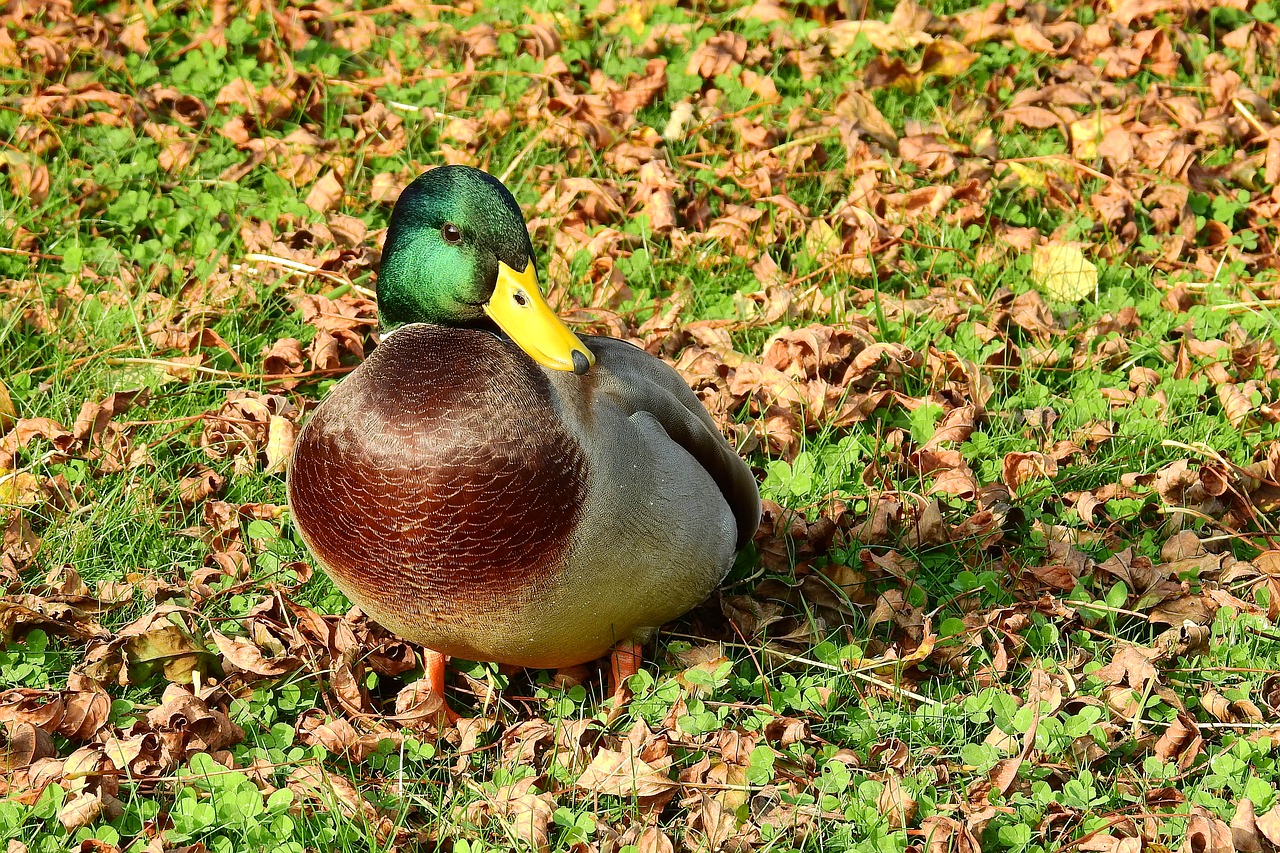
left=608, top=639, right=644, bottom=697
left=603, top=639, right=643, bottom=724
left=424, top=648, right=462, bottom=724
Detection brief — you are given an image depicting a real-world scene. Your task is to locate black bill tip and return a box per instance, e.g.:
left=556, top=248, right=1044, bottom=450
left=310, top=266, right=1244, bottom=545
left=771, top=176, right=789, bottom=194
left=571, top=350, right=591, bottom=376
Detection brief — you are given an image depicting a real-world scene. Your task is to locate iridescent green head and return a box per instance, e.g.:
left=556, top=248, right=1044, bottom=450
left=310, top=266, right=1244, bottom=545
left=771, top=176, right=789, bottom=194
left=377, top=166, right=592, bottom=374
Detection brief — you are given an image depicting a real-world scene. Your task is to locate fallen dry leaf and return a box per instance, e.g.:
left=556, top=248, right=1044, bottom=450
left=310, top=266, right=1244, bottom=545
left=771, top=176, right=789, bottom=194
left=576, top=746, right=677, bottom=798
left=1032, top=242, right=1097, bottom=302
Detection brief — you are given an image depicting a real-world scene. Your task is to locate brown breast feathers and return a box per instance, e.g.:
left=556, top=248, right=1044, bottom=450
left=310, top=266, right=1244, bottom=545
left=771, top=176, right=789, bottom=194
left=287, top=325, right=588, bottom=619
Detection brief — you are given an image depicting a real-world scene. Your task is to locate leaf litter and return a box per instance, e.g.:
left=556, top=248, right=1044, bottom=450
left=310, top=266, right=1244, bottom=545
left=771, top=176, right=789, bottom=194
left=2, top=0, right=1280, bottom=850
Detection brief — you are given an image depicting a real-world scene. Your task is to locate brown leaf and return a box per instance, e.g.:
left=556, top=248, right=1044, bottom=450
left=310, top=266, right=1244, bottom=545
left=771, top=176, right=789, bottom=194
left=1093, top=645, right=1160, bottom=690
left=816, top=2, right=932, bottom=53
left=215, top=79, right=295, bottom=122
left=921, top=405, right=978, bottom=452
left=1003, top=105, right=1063, bottom=130
left=1154, top=713, right=1203, bottom=771
left=327, top=213, right=367, bottom=247
left=144, top=122, right=197, bottom=173
left=878, top=774, right=917, bottom=828
left=1001, top=451, right=1058, bottom=492
left=612, top=58, right=668, bottom=113
left=0, top=595, right=106, bottom=645
left=0, top=471, right=41, bottom=506
left=1152, top=617, right=1208, bottom=655
left=58, top=791, right=104, bottom=833
left=392, top=677, right=447, bottom=731
left=1036, top=542, right=1086, bottom=588
left=0, top=381, right=14, bottom=431
left=263, top=416, right=296, bottom=475
left=921, top=38, right=977, bottom=78
left=212, top=630, right=299, bottom=677
left=685, top=764, right=750, bottom=850
left=329, top=651, right=371, bottom=716
left=200, top=391, right=298, bottom=468
left=370, top=171, right=406, bottom=204
left=1096, top=548, right=1162, bottom=594
left=1009, top=289, right=1061, bottom=340
left=835, top=90, right=898, bottom=146
left=762, top=716, right=810, bottom=747
left=921, top=816, right=981, bottom=853
left=1257, top=805, right=1280, bottom=847
left=629, top=827, right=675, bottom=853
left=178, top=466, right=226, bottom=506
left=930, top=465, right=979, bottom=501
left=1149, top=596, right=1217, bottom=627
left=1179, top=803, right=1233, bottom=853
left=288, top=765, right=392, bottom=840
left=1163, top=530, right=1207, bottom=561
left=989, top=755, right=1023, bottom=795
left=57, top=692, right=111, bottom=740
left=148, top=684, right=243, bottom=749
left=464, top=777, right=556, bottom=853
left=101, top=732, right=165, bottom=777
left=305, top=170, right=344, bottom=214
left=1231, top=798, right=1262, bottom=853
left=1217, top=382, right=1255, bottom=429
left=121, top=612, right=212, bottom=685
left=687, top=32, right=747, bottom=78
left=1, top=417, right=74, bottom=469
left=296, top=711, right=397, bottom=762
left=1, top=721, right=54, bottom=771
left=261, top=338, right=306, bottom=388
left=576, top=746, right=677, bottom=798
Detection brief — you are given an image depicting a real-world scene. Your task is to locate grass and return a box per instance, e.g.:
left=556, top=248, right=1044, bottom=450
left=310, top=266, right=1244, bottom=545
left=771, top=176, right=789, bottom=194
left=2, top=0, right=1280, bottom=851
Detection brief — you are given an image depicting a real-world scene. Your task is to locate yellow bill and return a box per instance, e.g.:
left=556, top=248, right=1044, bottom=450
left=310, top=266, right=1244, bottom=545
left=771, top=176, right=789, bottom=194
left=485, top=261, right=594, bottom=375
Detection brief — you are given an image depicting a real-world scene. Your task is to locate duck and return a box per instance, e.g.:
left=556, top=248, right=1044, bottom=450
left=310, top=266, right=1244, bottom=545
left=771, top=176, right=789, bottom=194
left=286, top=165, right=760, bottom=715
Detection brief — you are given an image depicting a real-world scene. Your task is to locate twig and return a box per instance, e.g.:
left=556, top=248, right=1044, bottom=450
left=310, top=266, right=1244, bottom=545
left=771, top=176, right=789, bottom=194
left=1212, top=299, right=1280, bottom=313
left=1068, top=601, right=1149, bottom=621
left=1163, top=438, right=1280, bottom=490
left=720, top=638, right=940, bottom=708
left=1158, top=441, right=1280, bottom=547
left=1130, top=671, right=1155, bottom=740
left=1232, top=97, right=1271, bottom=138
left=0, top=246, right=62, bottom=261
left=328, top=2, right=452, bottom=19
left=240, top=253, right=376, bottom=298
left=0, top=450, right=60, bottom=487
left=14, top=343, right=135, bottom=377
left=1001, top=155, right=1128, bottom=192
left=686, top=100, right=774, bottom=137
left=499, top=125, right=550, bottom=185
left=105, top=357, right=356, bottom=383
left=1156, top=507, right=1276, bottom=552
left=770, top=129, right=839, bottom=155
left=1242, top=625, right=1280, bottom=644
left=1170, top=719, right=1280, bottom=732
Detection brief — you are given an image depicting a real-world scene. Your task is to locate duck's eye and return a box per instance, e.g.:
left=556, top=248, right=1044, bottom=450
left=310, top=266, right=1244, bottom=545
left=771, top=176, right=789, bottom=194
left=441, top=223, right=463, bottom=244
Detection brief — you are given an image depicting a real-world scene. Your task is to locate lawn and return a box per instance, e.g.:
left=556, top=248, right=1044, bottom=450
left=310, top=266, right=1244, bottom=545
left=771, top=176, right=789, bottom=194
left=2, top=0, right=1280, bottom=851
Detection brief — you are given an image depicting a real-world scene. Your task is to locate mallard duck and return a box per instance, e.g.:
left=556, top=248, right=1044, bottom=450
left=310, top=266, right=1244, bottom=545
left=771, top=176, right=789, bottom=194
left=287, top=165, right=760, bottom=712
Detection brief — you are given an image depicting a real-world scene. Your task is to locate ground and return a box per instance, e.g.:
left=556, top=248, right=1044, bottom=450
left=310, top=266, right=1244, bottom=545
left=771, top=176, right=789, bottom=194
left=3, top=0, right=1280, bottom=851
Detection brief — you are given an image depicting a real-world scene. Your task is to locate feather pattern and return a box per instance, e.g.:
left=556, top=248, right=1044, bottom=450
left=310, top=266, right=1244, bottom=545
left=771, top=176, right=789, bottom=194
left=288, top=324, right=759, bottom=668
